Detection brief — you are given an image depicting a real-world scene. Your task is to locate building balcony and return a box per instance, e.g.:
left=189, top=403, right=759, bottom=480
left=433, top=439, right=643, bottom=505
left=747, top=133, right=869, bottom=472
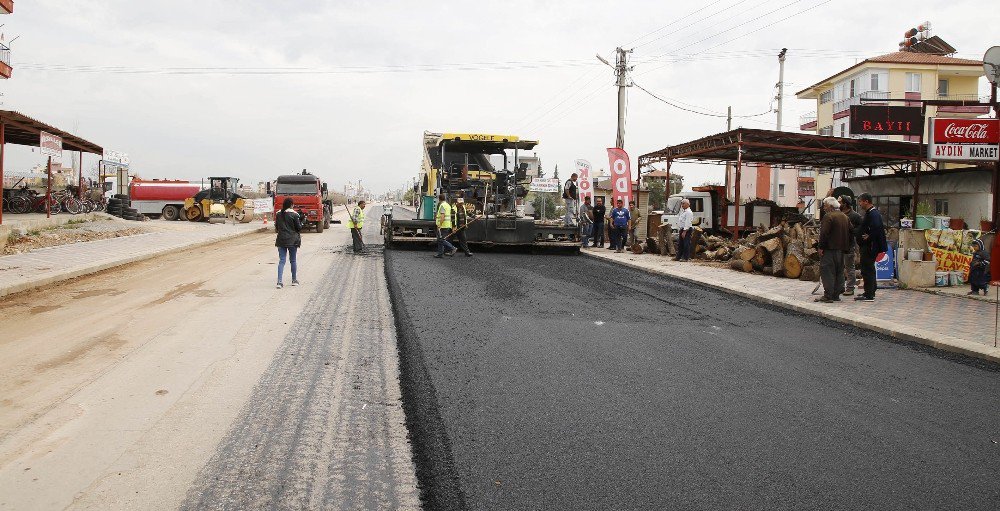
left=0, top=42, right=10, bottom=79
left=935, top=93, right=991, bottom=115
left=799, top=111, right=817, bottom=131
left=833, top=91, right=890, bottom=119
left=0, top=0, right=12, bottom=14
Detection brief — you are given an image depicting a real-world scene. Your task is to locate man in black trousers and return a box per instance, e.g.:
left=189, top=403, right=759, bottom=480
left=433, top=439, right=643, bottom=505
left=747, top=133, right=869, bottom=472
left=591, top=196, right=607, bottom=248
left=855, top=193, right=887, bottom=302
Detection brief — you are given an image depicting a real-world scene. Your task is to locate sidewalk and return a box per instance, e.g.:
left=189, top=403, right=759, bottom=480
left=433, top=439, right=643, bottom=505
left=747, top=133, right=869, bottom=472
left=584, top=248, right=1000, bottom=364
left=0, top=219, right=268, bottom=299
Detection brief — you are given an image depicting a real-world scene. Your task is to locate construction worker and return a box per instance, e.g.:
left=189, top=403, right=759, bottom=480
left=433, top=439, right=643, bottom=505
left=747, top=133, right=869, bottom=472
left=347, top=200, right=366, bottom=253
left=451, top=194, right=474, bottom=257
left=435, top=193, right=458, bottom=258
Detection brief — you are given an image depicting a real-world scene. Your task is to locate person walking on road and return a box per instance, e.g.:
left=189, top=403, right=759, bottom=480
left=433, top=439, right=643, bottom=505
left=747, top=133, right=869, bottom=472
left=563, top=173, right=579, bottom=227
left=347, top=200, right=366, bottom=253
left=452, top=195, right=474, bottom=257
left=609, top=199, right=630, bottom=253
left=275, top=197, right=302, bottom=289
left=816, top=196, right=851, bottom=303
left=675, top=199, right=694, bottom=262
left=856, top=193, right=887, bottom=302
left=435, top=193, right=458, bottom=258
left=840, top=196, right=863, bottom=296
left=592, top=196, right=607, bottom=248
left=580, top=196, right=594, bottom=247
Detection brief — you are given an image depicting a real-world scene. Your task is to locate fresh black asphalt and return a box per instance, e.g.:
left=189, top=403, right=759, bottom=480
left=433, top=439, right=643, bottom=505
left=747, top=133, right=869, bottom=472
left=385, top=247, right=1000, bottom=510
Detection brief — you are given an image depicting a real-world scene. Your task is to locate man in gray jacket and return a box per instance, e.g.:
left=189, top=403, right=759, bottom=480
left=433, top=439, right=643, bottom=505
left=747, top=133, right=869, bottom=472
left=816, top=196, right=852, bottom=303
left=840, top=196, right=863, bottom=296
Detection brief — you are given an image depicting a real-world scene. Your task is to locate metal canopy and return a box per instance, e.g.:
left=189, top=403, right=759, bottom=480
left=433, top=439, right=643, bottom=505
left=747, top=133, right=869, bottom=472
left=638, top=128, right=924, bottom=170
left=0, top=110, right=103, bottom=154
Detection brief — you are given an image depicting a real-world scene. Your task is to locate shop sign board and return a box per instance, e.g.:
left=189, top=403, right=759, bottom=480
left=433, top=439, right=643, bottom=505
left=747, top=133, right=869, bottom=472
left=849, top=105, right=924, bottom=136
left=927, top=118, right=1000, bottom=161
left=40, top=131, right=62, bottom=162
left=529, top=178, right=559, bottom=193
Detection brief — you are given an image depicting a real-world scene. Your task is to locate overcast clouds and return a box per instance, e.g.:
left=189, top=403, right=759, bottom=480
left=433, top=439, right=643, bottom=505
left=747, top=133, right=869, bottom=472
left=1, top=0, right=994, bottom=193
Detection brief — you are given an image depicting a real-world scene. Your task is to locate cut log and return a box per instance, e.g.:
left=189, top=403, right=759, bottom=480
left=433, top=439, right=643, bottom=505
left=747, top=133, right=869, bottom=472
left=759, top=237, right=782, bottom=253
left=783, top=253, right=804, bottom=279
left=738, top=246, right=756, bottom=261
left=792, top=222, right=805, bottom=241
left=752, top=246, right=770, bottom=268
left=769, top=245, right=785, bottom=277
left=799, top=264, right=821, bottom=282
left=729, top=259, right=753, bottom=272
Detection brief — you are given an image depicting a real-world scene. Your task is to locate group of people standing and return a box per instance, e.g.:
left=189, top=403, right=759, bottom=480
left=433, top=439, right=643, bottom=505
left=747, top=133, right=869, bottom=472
left=816, top=192, right=887, bottom=303
left=564, top=173, right=638, bottom=253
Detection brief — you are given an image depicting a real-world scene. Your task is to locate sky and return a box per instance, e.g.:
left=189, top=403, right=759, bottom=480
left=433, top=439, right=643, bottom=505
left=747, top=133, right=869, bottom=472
left=1, top=0, right=995, bottom=194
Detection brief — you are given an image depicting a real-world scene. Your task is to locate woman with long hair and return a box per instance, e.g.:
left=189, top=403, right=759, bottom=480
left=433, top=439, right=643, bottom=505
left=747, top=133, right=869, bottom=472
left=275, top=197, right=302, bottom=289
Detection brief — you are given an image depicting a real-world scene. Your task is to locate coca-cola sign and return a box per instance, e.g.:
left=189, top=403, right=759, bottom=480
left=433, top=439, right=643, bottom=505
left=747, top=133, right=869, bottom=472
left=928, top=118, right=1000, bottom=161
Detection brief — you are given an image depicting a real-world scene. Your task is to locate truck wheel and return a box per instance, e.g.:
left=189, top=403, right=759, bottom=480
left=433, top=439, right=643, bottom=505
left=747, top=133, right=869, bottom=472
left=324, top=213, right=331, bottom=229
left=316, top=221, right=324, bottom=234
left=185, top=207, right=203, bottom=222
left=162, top=205, right=180, bottom=221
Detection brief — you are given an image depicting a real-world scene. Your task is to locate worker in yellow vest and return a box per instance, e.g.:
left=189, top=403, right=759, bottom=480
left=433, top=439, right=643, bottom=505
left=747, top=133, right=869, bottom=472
left=347, top=200, right=366, bottom=253
left=435, top=193, right=457, bottom=258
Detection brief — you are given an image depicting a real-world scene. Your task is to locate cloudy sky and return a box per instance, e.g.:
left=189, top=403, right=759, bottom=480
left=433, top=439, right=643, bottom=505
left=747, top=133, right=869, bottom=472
left=1, top=0, right=994, bottom=193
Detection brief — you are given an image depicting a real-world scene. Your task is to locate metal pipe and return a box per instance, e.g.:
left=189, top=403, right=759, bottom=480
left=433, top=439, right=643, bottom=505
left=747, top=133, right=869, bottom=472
left=46, top=156, right=52, bottom=218
left=733, top=133, right=743, bottom=241
left=0, top=121, right=4, bottom=225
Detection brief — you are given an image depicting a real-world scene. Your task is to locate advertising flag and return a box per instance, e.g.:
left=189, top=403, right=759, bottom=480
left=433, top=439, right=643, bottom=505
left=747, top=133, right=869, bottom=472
left=606, top=148, right=632, bottom=207
left=575, top=159, right=593, bottom=203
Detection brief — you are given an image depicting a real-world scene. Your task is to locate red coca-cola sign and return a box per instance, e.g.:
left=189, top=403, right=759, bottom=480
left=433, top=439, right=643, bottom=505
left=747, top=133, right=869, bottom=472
left=932, top=118, right=1000, bottom=144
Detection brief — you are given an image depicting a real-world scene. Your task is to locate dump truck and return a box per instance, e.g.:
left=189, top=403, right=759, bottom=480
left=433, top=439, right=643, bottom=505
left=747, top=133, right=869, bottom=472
left=384, top=132, right=579, bottom=251
left=271, top=170, right=332, bottom=233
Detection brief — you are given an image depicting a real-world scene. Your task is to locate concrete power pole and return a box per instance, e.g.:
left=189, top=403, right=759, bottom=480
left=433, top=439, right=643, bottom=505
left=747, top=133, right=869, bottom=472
left=725, top=106, right=733, bottom=200
left=614, top=47, right=632, bottom=149
left=771, top=48, right=788, bottom=202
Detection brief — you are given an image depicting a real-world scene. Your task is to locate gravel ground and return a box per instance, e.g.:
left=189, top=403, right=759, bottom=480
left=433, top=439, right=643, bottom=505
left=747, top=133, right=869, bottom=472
left=3, top=219, right=146, bottom=255
left=385, top=249, right=1000, bottom=511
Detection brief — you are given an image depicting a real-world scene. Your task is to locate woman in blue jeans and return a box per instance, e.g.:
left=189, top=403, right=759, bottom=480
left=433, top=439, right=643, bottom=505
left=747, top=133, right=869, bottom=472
left=274, top=197, right=302, bottom=289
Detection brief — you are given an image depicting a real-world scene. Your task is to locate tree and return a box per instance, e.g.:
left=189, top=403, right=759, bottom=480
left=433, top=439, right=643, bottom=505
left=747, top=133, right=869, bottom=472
left=669, top=173, right=684, bottom=195
left=528, top=191, right=560, bottom=220
left=646, top=179, right=665, bottom=211
left=553, top=164, right=561, bottom=196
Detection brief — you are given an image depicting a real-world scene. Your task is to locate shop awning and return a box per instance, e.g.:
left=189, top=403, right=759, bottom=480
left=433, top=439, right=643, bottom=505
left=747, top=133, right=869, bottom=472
left=0, top=110, right=103, bottom=154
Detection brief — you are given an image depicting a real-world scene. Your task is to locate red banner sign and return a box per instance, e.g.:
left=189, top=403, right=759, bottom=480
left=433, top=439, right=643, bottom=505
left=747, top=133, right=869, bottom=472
left=575, top=159, right=592, bottom=203
left=606, top=148, right=632, bottom=207
left=928, top=118, right=1000, bottom=161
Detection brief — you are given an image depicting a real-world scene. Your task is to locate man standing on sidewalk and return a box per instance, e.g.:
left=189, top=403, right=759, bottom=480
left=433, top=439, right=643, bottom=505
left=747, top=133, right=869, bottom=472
left=816, top=196, right=851, bottom=303
left=675, top=199, right=694, bottom=262
left=347, top=200, right=366, bottom=253
left=434, top=194, right=458, bottom=259
left=628, top=200, right=641, bottom=249
left=579, top=196, right=594, bottom=247
left=592, top=197, right=607, bottom=248
left=840, top=196, right=863, bottom=296
left=609, top=199, right=630, bottom=253
left=856, top=193, right=887, bottom=302
left=563, top=173, right=579, bottom=227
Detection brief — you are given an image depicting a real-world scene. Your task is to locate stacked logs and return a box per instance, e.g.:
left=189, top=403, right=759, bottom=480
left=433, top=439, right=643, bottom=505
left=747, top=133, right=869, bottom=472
left=702, top=222, right=822, bottom=281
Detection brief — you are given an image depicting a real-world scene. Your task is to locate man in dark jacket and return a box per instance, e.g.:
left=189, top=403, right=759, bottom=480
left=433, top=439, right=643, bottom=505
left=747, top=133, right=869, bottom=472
left=840, top=196, right=863, bottom=296
left=591, top=197, right=607, bottom=248
left=817, top=196, right=852, bottom=303
left=856, top=192, right=887, bottom=302
left=274, top=198, right=303, bottom=289
left=451, top=196, right=474, bottom=257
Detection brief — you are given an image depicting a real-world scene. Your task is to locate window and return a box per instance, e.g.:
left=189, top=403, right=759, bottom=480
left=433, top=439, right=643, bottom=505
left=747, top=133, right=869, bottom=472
left=778, top=184, right=786, bottom=197
left=870, top=73, right=879, bottom=91
left=820, top=125, right=833, bottom=136
left=820, top=90, right=833, bottom=104
left=934, top=198, right=949, bottom=215
left=938, top=79, right=949, bottom=97
left=905, top=72, right=921, bottom=92
left=840, top=124, right=846, bottom=137
left=849, top=78, right=856, bottom=98
left=689, top=198, right=705, bottom=213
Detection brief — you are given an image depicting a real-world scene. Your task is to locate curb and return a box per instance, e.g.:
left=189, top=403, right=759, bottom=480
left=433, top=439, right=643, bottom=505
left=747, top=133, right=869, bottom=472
left=583, top=250, right=1000, bottom=365
left=0, top=226, right=268, bottom=299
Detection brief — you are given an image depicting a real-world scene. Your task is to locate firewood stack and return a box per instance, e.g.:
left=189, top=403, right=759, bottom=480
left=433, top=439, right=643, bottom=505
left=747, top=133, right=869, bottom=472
left=693, top=221, right=821, bottom=281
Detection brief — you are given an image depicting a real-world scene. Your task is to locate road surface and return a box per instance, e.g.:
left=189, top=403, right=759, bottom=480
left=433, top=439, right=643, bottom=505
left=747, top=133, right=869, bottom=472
left=0, top=208, right=418, bottom=510
left=385, top=248, right=1000, bottom=510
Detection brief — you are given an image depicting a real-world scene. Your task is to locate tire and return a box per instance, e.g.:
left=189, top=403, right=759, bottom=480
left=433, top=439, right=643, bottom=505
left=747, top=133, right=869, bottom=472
left=324, top=212, right=331, bottom=229
left=185, top=207, right=203, bottom=222
left=113, top=194, right=128, bottom=200
left=162, top=205, right=180, bottom=221
left=10, top=196, right=30, bottom=214
left=63, top=198, right=82, bottom=215
left=316, top=221, right=324, bottom=234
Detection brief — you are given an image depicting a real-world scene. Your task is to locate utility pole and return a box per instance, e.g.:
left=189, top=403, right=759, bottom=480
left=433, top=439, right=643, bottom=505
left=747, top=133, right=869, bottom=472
left=771, top=48, right=788, bottom=202
left=725, top=106, right=732, bottom=201
left=597, top=48, right=632, bottom=149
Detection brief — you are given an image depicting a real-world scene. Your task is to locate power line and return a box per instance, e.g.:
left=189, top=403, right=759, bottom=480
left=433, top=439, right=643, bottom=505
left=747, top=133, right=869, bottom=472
left=625, top=0, right=732, bottom=48
left=516, top=71, right=610, bottom=132
left=634, top=0, right=759, bottom=51
left=632, top=79, right=771, bottom=118
left=649, top=0, right=805, bottom=59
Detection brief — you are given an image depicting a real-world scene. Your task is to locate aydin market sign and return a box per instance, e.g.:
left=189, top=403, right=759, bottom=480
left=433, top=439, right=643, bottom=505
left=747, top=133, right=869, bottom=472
left=927, top=118, right=1000, bottom=161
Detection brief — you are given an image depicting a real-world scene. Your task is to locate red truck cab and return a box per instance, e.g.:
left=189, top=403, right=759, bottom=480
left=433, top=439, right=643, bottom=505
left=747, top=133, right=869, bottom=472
left=273, top=171, right=332, bottom=233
